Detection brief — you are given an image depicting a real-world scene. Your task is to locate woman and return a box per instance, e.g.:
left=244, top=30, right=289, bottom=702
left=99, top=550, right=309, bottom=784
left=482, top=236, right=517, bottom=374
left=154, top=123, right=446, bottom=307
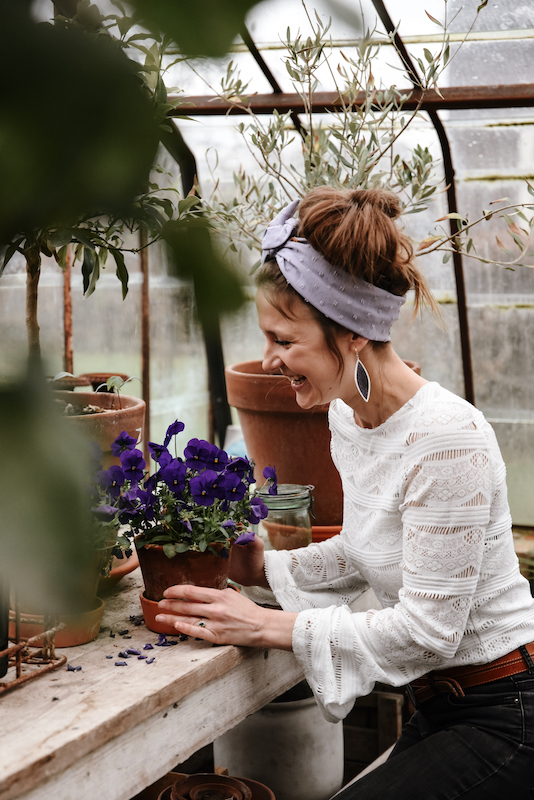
left=156, top=187, right=534, bottom=798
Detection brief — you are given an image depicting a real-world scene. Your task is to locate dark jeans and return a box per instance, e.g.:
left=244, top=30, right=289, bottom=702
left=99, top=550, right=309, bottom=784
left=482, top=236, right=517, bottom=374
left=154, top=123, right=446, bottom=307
left=335, top=673, right=534, bottom=799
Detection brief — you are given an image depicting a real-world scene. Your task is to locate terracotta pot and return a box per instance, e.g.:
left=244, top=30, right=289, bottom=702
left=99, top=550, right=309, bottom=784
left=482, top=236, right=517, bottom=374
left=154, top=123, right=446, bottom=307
left=225, top=359, right=421, bottom=527
left=139, top=592, right=180, bottom=635
left=170, top=774, right=252, bottom=800
left=135, top=541, right=233, bottom=602
left=225, top=360, right=341, bottom=526
left=54, top=390, right=145, bottom=468
left=311, top=524, right=342, bottom=543
left=98, top=550, right=139, bottom=594
left=263, top=520, right=311, bottom=551
left=8, top=596, right=105, bottom=647
left=78, top=372, right=131, bottom=392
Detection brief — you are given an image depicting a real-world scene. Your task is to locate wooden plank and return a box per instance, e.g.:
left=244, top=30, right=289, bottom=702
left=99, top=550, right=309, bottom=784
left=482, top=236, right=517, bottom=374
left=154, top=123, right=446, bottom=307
left=0, top=571, right=303, bottom=800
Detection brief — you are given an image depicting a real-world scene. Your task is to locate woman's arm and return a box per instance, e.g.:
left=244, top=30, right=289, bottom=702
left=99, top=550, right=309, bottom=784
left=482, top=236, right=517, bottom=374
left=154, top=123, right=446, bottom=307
left=156, top=584, right=298, bottom=649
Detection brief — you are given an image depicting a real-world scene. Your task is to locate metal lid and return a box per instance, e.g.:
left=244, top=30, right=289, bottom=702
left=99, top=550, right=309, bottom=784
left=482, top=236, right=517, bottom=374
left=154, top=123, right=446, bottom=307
left=258, top=483, right=314, bottom=511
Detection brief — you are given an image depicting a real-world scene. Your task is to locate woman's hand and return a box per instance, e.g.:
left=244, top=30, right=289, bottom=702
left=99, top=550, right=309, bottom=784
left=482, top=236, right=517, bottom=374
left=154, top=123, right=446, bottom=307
left=228, top=533, right=269, bottom=588
left=156, top=584, right=297, bottom=650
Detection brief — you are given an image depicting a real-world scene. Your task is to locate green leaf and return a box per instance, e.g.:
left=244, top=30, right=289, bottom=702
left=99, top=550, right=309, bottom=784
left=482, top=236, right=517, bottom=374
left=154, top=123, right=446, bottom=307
left=1, top=237, right=24, bottom=275
left=81, top=248, right=96, bottom=295
left=111, top=248, right=129, bottom=299
left=178, top=196, right=201, bottom=215
left=163, top=543, right=176, bottom=558
left=84, top=249, right=100, bottom=298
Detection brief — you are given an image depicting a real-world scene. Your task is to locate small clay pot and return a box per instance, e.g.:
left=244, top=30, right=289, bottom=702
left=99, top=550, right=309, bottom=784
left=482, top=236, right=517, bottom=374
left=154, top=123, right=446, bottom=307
left=139, top=592, right=179, bottom=635
left=311, top=524, right=342, bottom=543
left=9, top=596, right=105, bottom=648
left=98, top=551, right=139, bottom=594
left=170, top=774, right=252, bottom=800
left=263, top=520, right=311, bottom=551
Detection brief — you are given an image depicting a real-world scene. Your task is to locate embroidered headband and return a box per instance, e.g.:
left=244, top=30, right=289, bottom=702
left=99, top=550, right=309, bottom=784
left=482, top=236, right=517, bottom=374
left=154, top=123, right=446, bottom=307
left=261, top=199, right=406, bottom=341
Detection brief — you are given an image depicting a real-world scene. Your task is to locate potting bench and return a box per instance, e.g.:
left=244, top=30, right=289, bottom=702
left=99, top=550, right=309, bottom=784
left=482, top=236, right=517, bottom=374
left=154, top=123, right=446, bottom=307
left=0, top=570, right=304, bottom=800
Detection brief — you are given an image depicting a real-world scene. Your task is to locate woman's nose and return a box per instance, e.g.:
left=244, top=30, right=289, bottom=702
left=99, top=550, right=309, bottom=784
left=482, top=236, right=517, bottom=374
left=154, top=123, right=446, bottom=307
left=262, top=344, right=282, bottom=374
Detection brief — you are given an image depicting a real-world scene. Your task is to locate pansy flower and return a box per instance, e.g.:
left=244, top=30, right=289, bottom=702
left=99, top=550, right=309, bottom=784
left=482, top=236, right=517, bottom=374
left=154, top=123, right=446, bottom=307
left=246, top=495, right=269, bottom=524
left=159, top=459, right=187, bottom=496
left=263, top=465, right=278, bottom=495
left=91, top=504, right=119, bottom=522
left=164, top=420, right=185, bottom=448
left=111, top=431, right=138, bottom=457
left=120, top=448, right=146, bottom=485
left=96, top=465, right=125, bottom=498
left=189, top=470, right=220, bottom=506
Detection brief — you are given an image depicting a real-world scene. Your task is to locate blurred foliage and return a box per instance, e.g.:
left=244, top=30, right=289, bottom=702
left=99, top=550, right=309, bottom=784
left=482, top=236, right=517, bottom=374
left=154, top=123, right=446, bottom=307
left=128, top=0, right=260, bottom=57
left=0, top=3, right=159, bottom=243
left=0, top=370, right=96, bottom=612
left=0, top=0, right=262, bottom=613
left=162, top=215, right=247, bottom=336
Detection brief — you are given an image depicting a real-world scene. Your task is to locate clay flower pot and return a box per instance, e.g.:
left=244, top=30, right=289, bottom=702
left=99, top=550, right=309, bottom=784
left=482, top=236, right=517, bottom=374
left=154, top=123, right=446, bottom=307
left=225, top=359, right=421, bottom=527
left=78, top=372, right=131, bottom=392
left=225, top=360, right=342, bottom=526
left=98, top=550, right=139, bottom=594
left=136, top=541, right=233, bottom=633
left=54, top=389, right=146, bottom=468
left=8, top=596, right=105, bottom=648
left=169, top=774, right=252, bottom=800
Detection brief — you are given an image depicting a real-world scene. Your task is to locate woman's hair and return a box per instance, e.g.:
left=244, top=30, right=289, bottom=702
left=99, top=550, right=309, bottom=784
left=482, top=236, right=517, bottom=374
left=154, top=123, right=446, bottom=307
left=256, top=186, right=439, bottom=365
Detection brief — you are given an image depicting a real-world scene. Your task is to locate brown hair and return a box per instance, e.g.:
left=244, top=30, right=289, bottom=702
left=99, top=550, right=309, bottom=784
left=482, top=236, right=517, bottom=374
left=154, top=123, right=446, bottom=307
left=256, top=186, right=439, bottom=353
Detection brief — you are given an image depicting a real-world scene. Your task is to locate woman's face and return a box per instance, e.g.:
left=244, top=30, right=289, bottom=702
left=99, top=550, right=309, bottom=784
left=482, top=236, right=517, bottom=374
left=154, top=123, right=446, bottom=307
left=256, top=289, right=358, bottom=409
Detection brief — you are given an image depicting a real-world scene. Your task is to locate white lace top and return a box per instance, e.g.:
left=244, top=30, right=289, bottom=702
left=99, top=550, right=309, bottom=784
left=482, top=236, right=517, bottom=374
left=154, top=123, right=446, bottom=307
left=264, top=382, right=534, bottom=722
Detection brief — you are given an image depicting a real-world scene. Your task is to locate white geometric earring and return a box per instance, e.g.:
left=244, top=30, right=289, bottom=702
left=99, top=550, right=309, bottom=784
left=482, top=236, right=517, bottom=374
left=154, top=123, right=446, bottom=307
left=354, top=351, right=371, bottom=402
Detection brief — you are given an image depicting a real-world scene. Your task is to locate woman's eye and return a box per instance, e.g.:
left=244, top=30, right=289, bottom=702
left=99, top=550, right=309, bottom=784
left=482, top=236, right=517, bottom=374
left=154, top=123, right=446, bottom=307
left=274, top=339, right=291, bottom=347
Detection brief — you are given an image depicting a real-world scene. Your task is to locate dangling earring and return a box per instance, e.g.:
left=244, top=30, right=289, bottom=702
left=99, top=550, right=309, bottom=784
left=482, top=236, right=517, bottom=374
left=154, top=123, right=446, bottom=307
left=354, top=351, right=371, bottom=402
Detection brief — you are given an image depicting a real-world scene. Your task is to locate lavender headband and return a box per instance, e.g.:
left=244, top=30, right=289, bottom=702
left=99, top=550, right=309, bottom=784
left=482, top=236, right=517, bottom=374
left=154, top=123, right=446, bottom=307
left=261, top=199, right=406, bottom=341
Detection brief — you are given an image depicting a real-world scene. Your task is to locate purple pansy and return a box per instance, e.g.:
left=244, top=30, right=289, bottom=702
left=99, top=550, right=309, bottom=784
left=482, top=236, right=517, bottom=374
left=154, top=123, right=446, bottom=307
left=246, top=496, right=269, bottom=524
left=159, top=459, right=187, bottom=496
left=221, top=472, right=247, bottom=502
left=263, top=465, right=278, bottom=495
left=235, top=530, right=256, bottom=545
left=96, top=465, right=125, bottom=498
left=120, top=448, right=146, bottom=485
left=189, top=470, right=221, bottom=506
left=226, top=457, right=254, bottom=482
left=147, top=441, right=170, bottom=463
left=111, top=431, right=138, bottom=457
left=164, top=420, right=185, bottom=448
left=184, top=439, right=229, bottom=472
left=91, top=504, right=119, bottom=522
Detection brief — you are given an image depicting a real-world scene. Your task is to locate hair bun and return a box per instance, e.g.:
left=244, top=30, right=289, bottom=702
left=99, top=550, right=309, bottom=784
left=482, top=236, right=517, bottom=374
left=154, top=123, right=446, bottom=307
left=350, top=188, right=401, bottom=220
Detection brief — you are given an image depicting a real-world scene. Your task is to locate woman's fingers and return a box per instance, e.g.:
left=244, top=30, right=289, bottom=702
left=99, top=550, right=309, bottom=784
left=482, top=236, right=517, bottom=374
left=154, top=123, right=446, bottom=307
left=154, top=612, right=217, bottom=641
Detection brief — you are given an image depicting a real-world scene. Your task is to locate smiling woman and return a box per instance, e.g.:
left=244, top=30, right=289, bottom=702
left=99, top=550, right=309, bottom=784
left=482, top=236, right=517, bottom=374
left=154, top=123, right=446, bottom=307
left=158, top=186, right=534, bottom=800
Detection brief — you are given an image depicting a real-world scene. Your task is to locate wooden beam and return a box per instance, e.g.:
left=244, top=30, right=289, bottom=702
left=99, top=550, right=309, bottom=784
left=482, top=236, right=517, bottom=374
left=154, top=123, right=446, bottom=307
left=170, top=84, right=534, bottom=117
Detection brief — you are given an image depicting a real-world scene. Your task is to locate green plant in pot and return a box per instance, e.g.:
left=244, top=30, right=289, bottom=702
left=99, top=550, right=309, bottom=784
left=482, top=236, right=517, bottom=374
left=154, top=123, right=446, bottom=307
left=10, top=441, right=133, bottom=648
left=103, top=421, right=269, bottom=634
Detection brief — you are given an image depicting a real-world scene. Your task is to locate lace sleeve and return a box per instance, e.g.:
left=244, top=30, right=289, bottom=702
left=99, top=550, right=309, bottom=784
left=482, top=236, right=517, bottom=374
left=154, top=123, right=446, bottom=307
left=291, top=423, right=506, bottom=722
left=264, top=534, right=369, bottom=611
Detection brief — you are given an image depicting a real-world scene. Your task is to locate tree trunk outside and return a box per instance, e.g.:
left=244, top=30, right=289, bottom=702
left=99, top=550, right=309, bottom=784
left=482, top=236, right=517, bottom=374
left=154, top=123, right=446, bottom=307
left=25, top=250, right=41, bottom=363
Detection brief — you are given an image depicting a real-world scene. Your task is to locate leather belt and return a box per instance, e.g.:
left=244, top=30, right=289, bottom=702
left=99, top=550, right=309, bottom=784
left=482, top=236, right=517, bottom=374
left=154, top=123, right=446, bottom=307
left=408, top=641, right=534, bottom=705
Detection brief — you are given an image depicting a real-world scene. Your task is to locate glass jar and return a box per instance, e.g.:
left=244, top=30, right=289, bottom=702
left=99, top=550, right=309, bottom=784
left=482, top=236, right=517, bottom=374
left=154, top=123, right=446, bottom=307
left=257, top=484, right=314, bottom=552
left=242, top=484, right=314, bottom=608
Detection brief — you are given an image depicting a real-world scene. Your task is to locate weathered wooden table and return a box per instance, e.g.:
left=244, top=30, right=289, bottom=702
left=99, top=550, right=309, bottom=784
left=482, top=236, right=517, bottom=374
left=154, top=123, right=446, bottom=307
left=0, top=571, right=303, bottom=800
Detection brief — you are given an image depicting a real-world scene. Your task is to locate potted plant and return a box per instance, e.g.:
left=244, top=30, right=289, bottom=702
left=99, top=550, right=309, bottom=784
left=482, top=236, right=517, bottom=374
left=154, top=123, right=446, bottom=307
left=9, top=441, right=133, bottom=648
left=98, top=421, right=270, bottom=633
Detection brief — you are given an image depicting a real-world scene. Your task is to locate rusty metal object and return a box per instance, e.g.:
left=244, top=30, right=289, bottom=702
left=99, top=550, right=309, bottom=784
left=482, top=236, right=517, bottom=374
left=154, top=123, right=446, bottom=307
left=0, top=609, right=66, bottom=697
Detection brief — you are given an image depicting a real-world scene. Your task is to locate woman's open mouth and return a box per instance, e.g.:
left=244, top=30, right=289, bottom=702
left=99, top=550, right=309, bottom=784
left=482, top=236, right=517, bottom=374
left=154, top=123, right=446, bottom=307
left=290, top=375, right=306, bottom=389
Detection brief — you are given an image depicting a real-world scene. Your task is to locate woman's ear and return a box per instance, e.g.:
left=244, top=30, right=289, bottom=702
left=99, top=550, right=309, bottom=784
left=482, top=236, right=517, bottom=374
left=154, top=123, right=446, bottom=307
left=350, top=334, right=369, bottom=351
